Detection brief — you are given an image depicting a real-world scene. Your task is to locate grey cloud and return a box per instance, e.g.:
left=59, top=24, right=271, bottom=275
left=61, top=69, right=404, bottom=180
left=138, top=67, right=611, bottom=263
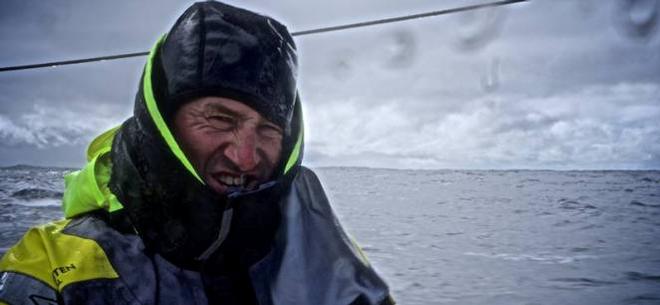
left=0, top=60, right=141, bottom=116
left=0, top=102, right=124, bottom=148
left=304, top=82, right=660, bottom=169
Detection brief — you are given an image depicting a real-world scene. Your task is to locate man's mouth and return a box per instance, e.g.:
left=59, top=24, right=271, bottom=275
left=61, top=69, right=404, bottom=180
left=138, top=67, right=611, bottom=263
left=211, top=173, right=260, bottom=192
left=217, top=173, right=245, bottom=187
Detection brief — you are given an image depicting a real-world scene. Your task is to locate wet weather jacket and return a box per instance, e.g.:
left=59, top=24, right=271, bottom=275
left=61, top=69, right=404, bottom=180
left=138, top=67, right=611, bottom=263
left=0, top=156, right=392, bottom=305
left=1, top=2, right=393, bottom=304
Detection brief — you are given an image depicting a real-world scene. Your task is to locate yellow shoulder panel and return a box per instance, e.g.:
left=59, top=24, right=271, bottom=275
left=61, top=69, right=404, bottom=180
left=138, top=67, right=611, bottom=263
left=0, top=219, right=119, bottom=291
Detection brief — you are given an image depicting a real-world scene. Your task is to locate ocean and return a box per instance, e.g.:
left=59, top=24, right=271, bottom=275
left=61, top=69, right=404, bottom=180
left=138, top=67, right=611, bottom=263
left=1, top=165, right=659, bottom=304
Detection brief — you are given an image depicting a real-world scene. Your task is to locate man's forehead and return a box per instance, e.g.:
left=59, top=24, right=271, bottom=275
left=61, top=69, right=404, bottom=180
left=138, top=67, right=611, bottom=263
left=194, top=96, right=271, bottom=121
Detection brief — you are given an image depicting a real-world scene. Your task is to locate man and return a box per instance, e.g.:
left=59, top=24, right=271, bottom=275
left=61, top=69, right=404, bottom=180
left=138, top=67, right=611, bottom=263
left=0, top=2, right=393, bottom=305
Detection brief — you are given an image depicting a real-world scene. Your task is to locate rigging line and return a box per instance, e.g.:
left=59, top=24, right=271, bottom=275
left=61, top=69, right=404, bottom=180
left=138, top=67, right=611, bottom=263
left=0, top=52, right=150, bottom=72
left=292, top=0, right=528, bottom=36
left=0, top=0, right=528, bottom=73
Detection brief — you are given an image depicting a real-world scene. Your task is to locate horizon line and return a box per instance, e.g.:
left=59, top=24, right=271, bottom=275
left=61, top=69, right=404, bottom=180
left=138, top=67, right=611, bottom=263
left=2, top=163, right=659, bottom=172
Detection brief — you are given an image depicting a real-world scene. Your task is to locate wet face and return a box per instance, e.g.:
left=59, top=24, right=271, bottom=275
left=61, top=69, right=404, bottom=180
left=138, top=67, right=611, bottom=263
left=173, top=96, right=283, bottom=194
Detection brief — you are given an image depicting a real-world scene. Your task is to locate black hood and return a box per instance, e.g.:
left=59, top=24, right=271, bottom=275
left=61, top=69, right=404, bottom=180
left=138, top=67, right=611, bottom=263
left=107, top=1, right=304, bottom=270
left=158, top=1, right=298, bottom=130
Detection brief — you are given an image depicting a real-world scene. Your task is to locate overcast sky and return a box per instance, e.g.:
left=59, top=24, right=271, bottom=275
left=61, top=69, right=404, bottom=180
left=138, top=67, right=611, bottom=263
left=1, top=0, right=659, bottom=169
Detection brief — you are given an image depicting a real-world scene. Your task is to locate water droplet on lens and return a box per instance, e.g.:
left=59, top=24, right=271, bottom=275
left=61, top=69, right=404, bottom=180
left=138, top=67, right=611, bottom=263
left=453, top=6, right=507, bottom=52
left=481, top=57, right=500, bottom=93
left=575, top=0, right=599, bottom=18
left=383, top=29, right=416, bottom=69
left=330, top=49, right=354, bottom=80
left=614, top=0, right=659, bottom=41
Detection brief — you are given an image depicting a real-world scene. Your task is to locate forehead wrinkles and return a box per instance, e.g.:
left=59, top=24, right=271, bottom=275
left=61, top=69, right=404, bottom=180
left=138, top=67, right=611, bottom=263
left=204, top=101, right=248, bottom=120
left=203, top=100, right=281, bottom=131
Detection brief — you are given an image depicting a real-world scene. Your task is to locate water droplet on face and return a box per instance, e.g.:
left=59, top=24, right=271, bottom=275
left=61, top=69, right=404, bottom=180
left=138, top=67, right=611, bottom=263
left=481, top=57, right=500, bottom=93
left=614, top=0, right=659, bottom=41
left=383, top=29, right=416, bottom=69
left=453, top=6, right=507, bottom=52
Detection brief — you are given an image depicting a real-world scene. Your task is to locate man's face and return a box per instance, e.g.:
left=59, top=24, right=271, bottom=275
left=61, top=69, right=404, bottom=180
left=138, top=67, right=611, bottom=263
left=173, top=96, right=283, bottom=194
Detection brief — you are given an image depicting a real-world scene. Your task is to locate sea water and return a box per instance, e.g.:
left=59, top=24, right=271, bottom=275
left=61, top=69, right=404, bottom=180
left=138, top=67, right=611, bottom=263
left=1, top=166, right=659, bottom=305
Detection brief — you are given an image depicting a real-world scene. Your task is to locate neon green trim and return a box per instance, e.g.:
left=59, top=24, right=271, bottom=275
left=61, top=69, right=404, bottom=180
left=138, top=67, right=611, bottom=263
left=283, top=128, right=303, bottom=175
left=63, top=126, right=124, bottom=218
left=349, top=236, right=372, bottom=267
left=86, top=125, right=120, bottom=161
left=143, top=35, right=204, bottom=184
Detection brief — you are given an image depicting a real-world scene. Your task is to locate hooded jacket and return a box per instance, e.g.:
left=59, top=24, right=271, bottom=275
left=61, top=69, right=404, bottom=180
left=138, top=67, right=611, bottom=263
left=0, top=2, right=393, bottom=305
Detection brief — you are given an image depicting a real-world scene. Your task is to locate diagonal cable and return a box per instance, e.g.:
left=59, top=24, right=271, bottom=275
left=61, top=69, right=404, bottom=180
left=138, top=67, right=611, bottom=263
left=0, top=0, right=528, bottom=72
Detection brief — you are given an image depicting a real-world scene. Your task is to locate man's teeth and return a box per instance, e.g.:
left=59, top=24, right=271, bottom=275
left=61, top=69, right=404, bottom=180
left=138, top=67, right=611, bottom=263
left=219, top=175, right=244, bottom=186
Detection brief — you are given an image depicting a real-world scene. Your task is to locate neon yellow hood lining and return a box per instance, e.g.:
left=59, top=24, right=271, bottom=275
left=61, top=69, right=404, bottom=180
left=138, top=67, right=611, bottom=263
left=62, top=126, right=123, bottom=218
left=143, top=34, right=205, bottom=184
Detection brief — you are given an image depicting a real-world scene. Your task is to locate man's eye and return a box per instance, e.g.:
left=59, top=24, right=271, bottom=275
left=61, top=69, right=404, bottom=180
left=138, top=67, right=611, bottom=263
left=207, top=115, right=236, bottom=129
left=259, top=124, right=283, bottom=139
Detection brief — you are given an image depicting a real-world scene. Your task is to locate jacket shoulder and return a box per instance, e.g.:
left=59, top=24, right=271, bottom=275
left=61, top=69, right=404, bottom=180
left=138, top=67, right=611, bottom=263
left=295, top=166, right=323, bottom=186
left=0, top=217, right=119, bottom=293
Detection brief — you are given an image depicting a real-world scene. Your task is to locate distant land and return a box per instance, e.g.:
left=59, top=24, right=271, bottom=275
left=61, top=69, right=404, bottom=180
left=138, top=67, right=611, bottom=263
left=1, top=164, right=76, bottom=171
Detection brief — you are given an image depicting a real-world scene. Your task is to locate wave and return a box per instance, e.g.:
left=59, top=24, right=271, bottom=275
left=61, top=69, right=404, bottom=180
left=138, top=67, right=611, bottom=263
left=9, top=198, right=61, bottom=207
left=11, top=188, right=63, bottom=200
left=625, top=271, right=660, bottom=283
left=463, top=251, right=598, bottom=264
left=640, top=177, right=660, bottom=183
left=549, top=277, right=621, bottom=288
left=557, top=198, right=599, bottom=212
left=630, top=200, right=660, bottom=208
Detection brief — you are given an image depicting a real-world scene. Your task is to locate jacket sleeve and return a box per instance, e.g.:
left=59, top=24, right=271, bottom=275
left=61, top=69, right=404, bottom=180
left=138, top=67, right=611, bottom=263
left=1, top=219, right=119, bottom=305
left=0, top=226, right=62, bottom=305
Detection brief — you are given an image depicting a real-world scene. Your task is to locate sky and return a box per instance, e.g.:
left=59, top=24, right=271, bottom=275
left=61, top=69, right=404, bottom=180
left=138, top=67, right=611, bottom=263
left=0, top=0, right=659, bottom=170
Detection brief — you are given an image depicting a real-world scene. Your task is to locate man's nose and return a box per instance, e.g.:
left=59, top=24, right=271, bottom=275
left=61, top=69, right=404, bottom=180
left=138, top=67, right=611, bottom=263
left=225, top=128, right=260, bottom=171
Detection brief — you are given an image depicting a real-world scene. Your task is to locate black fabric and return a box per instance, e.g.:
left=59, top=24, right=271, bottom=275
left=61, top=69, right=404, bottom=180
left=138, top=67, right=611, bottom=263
left=158, top=1, right=298, bottom=130
left=248, top=167, right=393, bottom=305
left=198, top=183, right=284, bottom=305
